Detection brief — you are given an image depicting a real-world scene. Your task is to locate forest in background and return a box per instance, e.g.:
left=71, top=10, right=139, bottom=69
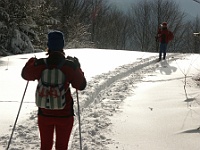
left=0, top=0, right=200, bottom=56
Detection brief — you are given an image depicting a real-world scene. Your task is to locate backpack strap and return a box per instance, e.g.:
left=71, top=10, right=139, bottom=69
left=57, top=59, right=66, bottom=69
left=43, top=58, right=66, bottom=69
left=35, top=58, right=77, bottom=70
left=43, top=58, right=48, bottom=68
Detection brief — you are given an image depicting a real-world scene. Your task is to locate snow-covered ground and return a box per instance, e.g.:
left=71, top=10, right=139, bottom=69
left=1, top=49, right=200, bottom=150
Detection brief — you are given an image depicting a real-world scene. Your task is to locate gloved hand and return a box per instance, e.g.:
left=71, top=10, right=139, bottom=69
left=73, top=57, right=80, bottom=68
left=66, top=56, right=81, bottom=68
left=25, top=57, right=37, bottom=66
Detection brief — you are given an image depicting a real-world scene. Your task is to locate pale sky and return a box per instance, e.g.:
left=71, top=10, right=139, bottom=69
left=109, top=0, right=200, bottom=18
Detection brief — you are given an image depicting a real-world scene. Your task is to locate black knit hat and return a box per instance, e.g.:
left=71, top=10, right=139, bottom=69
left=47, top=31, right=64, bottom=51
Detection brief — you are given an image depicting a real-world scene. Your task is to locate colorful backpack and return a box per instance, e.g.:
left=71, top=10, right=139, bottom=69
left=35, top=59, right=68, bottom=109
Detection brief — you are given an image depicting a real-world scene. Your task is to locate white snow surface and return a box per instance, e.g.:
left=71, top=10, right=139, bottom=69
left=1, top=48, right=200, bottom=150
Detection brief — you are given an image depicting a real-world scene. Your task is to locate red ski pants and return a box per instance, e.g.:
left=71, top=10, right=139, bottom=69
left=38, top=115, right=74, bottom=150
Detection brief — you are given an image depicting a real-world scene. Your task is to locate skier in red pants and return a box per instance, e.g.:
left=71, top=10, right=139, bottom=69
left=21, top=31, right=87, bottom=150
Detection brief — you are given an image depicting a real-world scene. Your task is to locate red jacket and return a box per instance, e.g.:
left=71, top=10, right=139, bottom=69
left=157, top=27, right=174, bottom=44
left=21, top=52, right=86, bottom=117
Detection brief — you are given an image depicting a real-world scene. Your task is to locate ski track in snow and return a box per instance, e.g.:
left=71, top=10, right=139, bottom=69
left=0, top=53, right=182, bottom=150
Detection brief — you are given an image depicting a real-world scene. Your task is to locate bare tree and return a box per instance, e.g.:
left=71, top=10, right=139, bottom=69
left=88, top=0, right=110, bottom=44
left=67, top=17, right=94, bottom=48
left=128, top=0, right=185, bottom=52
left=192, top=16, right=200, bottom=53
left=45, top=0, right=94, bottom=48
left=151, top=0, right=186, bottom=52
left=175, top=22, right=193, bottom=53
left=94, top=7, right=129, bottom=50
left=128, top=0, right=153, bottom=51
left=175, top=16, right=200, bottom=53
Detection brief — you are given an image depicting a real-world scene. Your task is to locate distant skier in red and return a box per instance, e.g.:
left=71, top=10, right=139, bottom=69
left=156, top=22, right=174, bottom=61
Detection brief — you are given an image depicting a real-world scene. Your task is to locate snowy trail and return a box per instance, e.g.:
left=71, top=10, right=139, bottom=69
left=0, top=52, right=184, bottom=150
left=69, top=54, right=182, bottom=150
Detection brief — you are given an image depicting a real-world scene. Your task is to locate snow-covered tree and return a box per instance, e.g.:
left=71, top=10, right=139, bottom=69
left=50, top=0, right=94, bottom=48
left=0, top=0, right=36, bottom=55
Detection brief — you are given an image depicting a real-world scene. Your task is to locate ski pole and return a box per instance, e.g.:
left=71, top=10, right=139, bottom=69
left=76, top=89, right=82, bottom=150
left=6, top=81, right=29, bottom=150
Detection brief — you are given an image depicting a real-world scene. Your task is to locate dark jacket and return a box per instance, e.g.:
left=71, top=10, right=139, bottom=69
left=21, top=52, right=86, bottom=117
